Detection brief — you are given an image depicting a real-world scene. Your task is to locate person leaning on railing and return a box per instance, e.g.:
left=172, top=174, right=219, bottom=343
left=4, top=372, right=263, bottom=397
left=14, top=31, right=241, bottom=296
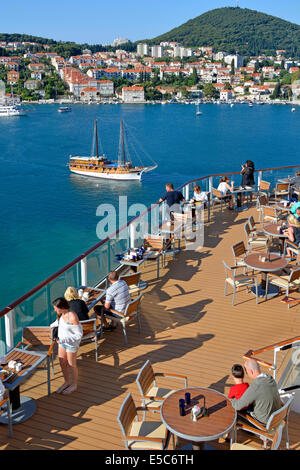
left=158, top=182, right=185, bottom=220
left=50, top=297, right=83, bottom=395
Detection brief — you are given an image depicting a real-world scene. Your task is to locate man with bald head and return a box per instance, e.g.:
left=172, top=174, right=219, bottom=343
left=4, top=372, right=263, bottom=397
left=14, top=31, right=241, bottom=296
left=230, top=358, right=282, bottom=425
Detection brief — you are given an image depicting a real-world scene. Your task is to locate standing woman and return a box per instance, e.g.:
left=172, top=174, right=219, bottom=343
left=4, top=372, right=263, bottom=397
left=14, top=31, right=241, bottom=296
left=51, top=297, right=83, bottom=395
left=241, top=160, right=255, bottom=203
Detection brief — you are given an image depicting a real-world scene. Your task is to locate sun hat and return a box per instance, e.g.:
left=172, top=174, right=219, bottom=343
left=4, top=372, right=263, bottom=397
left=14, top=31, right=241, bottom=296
left=288, top=214, right=300, bottom=227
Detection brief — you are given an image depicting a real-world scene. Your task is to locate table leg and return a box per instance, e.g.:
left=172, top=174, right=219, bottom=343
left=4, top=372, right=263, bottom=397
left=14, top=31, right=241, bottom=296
left=180, top=442, right=215, bottom=450
left=251, top=272, right=279, bottom=298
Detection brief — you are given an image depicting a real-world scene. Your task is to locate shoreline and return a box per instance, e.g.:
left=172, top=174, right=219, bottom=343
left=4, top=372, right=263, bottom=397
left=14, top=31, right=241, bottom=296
left=21, top=99, right=300, bottom=106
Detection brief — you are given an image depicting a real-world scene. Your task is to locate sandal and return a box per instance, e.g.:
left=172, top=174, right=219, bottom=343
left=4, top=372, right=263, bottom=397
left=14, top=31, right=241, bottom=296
left=55, top=383, right=70, bottom=394
left=62, top=384, right=77, bottom=395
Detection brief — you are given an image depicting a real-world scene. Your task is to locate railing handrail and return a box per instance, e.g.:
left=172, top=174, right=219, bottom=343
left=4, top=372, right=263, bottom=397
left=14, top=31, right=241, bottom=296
left=0, top=163, right=299, bottom=319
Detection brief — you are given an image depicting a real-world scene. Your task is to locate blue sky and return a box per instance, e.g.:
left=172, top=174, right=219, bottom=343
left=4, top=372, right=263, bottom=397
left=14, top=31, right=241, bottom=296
left=1, top=0, right=300, bottom=44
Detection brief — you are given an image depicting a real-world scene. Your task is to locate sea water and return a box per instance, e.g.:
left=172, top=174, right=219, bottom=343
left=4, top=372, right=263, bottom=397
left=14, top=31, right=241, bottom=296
left=0, top=102, right=299, bottom=310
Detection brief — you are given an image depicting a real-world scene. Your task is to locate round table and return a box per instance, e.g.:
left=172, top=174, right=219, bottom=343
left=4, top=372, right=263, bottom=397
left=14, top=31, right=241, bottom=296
left=160, top=387, right=236, bottom=450
left=244, top=252, right=288, bottom=298
left=264, top=223, right=288, bottom=254
left=276, top=202, right=291, bottom=212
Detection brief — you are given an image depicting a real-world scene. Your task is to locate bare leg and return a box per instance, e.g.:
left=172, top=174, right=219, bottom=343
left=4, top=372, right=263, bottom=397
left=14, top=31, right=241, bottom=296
left=62, top=351, right=78, bottom=394
left=56, top=346, right=71, bottom=393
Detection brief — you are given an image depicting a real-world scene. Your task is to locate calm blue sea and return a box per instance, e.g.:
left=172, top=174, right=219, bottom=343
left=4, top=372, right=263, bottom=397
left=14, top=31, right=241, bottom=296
left=0, top=102, right=299, bottom=310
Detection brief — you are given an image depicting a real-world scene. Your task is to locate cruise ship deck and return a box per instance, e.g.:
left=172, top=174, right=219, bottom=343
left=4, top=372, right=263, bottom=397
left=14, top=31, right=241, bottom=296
left=1, top=201, right=300, bottom=450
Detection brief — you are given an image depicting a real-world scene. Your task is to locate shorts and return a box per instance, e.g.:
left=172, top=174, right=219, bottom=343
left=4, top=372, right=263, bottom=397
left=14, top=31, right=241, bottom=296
left=59, top=342, right=78, bottom=353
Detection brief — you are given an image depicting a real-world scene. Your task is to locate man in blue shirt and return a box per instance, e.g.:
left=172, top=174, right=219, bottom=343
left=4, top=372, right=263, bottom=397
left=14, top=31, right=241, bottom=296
left=159, top=182, right=185, bottom=220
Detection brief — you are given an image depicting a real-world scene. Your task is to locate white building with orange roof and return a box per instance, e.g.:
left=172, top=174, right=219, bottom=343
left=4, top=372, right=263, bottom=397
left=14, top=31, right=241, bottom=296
left=80, top=86, right=99, bottom=101
left=122, top=85, right=145, bottom=103
left=97, top=80, right=114, bottom=96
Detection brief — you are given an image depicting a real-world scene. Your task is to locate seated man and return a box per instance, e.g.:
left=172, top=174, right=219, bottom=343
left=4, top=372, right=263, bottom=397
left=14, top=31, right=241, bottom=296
left=230, top=358, right=282, bottom=426
left=94, top=271, right=131, bottom=331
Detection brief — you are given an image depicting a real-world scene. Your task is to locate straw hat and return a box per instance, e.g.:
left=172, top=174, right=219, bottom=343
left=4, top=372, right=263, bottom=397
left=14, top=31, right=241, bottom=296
left=288, top=214, right=300, bottom=227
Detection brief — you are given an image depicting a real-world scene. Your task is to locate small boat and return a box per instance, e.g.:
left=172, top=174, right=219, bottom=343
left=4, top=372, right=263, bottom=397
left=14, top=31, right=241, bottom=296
left=68, top=119, right=157, bottom=181
left=291, top=108, right=296, bottom=112
left=249, top=103, right=253, bottom=108
left=230, top=103, right=234, bottom=108
left=58, top=106, right=72, bottom=113
left=0, top=103, right=26, bottom=117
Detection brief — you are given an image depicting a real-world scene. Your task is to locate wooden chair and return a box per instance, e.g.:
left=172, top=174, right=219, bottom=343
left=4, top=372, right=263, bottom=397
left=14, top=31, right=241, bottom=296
left=231, top=423, right=284, bottom=450
left=119, top=271, right=146, bottom=297
left=244, top=222, right=268, bottom=251
left=265, top=268, right=300, bottom=307
left=261, top=206, right=284, bottom=228
left=223, top=260, right=259, bottom=306
left=233, top=395, right=294, bottom=450
left=248, top=215, right=265, bottom=237
left=136, top=360, right=188, bottom=414
left=80, top=318, right=99, bottom=361
left=258, top=180, right=272, bottom=199
left=257, top=194, right=275, bottom=222
left=0, top=395, right=12, bottom=437
left=102, top=294, right=143, bottom=345
left=144, top=235, right=172, bottom=277
left=212, top=188, right=227, bottom=212
left=284, top=239, right=300, bottom=263
left=232, top=241, right=248, bottom=271
left=16, top=326, right=55, bottom=395
left=117, top=393, right=171, bottom=450
left=275, top=183, right=290, bottom=200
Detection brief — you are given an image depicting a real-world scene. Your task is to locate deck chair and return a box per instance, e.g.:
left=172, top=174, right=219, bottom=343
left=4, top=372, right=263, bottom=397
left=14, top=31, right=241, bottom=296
left=0, top=394, right=12, bottom=437
left=234, top=395, right=294, bottom=450
left=136, top=360, right=188, bottom=415
left=232, top=241, right=248, bottom=271
left=117, top=393, right=171, bottom=450
left=223, top=260, right=259, bottom=306
left=261, top=206, right=284, bottom=228
left=248, top=215, right=265, bottom=237
left=119, top=271, right=146, bottom=297
left=244, top=222, right=268, bottom=251
left=80, top=318, right=99, bottom=361
left=231, top=423, right=284, bottom=450
left=275, top=183, right=290, bottom=200
left=212, top=188, right=228, bottom=212
left=258, top=180, right=272, bottom=199
left=102, top=294, right=143, bottom=345
left=144, top=235, right=172, bottom=277
left=265, top=268, right=300, bottom=307
left=16, top=326, right=55, bottom=395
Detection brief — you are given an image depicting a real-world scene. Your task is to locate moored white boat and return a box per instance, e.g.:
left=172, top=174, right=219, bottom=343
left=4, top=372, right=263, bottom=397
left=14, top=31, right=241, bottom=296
left=0, top=104, right=26, bottom=117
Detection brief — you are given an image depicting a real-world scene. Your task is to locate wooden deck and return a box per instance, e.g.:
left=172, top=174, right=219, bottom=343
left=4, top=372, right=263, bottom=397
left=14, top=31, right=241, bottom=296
left=1, top=204, right=300, bottom=450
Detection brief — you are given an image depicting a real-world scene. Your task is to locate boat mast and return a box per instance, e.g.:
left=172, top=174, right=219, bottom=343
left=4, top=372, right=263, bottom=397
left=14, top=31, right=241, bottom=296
left=121, top=119, right=126, bottom=165
left=95, top=118, right=99, bottom=158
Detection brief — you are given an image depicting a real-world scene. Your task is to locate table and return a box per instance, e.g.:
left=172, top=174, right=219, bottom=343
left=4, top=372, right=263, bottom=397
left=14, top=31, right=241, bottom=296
left=160, top=387, right=236, bottom=450
left=263, top=223, right=288, bottom=254
left=0, top=348, right=47, bottom=425
left=119, top=250, right=152, bottom=282
left=276, top=202, right=292, bottom=212
left=232, top=187, right=256, bottom=212
left=243, top=252, right=288, bottom=298
left=279, top=176, right=300, bottom=188
left=77, top=286, right=105, bottom=310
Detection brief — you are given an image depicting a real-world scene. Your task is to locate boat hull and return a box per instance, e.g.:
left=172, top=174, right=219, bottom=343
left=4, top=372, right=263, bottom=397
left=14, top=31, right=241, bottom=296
left=69, top=168, right=145, bottom=181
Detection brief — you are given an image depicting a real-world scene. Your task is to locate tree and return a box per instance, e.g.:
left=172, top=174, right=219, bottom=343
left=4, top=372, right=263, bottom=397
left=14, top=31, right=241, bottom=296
left=230, top=59, right=235, bottom=75
left=203, top=83, right=219, bottom=98
left=271, top=82, right=281, bottom=99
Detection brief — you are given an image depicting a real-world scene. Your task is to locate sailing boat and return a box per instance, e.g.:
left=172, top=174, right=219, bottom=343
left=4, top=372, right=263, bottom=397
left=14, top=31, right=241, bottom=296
left=196, top=101, right=202, bottom=115
left=68, top=119, right=157, bottom=181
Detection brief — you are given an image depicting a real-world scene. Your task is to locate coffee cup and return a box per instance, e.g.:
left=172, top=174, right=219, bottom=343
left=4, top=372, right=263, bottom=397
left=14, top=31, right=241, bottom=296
left=8, top=360, right=16, bottom=369
left=78, top=289, right=83, bottom=298
left=15, top=362, right=22, bottom=372
left=82, top=292, right=89, bottom=300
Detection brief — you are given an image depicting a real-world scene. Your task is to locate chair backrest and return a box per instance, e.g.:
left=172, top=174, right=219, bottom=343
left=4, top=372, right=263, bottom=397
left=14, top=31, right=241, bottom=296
left=276, top=183, right=289, bottom=192
left=259, top=180, right=271, bottom=191
left=124, top=294, right=143, bottom=319
left=232, top=241, right=246, bottom=260
left=295, top=171, right=300, bottom=177
left=244, top=221, right=251, bottom=240
left=258, top=194, right=268, bottom=207
left=248, top=215, right=256, bottom=231
left=213, top=188, right=222, bottom=199
left=266, top=395, right=294, bottom=433
left=144, top=236, right=164, bottom=251
left=136, top=360, right=155, bottom=396
left=289, top=268, right=300, bottom=283
left=262, top=205, right=277, bottom=218
left=173, top=212, right=189, bottom=222
left=120, top=271, right=142, bottom=287
left=117, top=393, right=137, bottom=438
left=80, top=318, right=97, bottom=337
left=22, top=326, right=53, bottom=347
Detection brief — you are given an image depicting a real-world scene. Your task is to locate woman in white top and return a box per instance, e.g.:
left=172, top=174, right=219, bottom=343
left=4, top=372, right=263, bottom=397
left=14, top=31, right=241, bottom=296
left=217, top=176, right=234, bottom=209
left=193, top=185, right=208, bottom=203
left=51, top=297, right=83, bottom=395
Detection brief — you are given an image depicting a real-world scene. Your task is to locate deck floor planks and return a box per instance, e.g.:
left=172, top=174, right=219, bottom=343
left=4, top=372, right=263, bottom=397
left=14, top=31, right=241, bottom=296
left=0, top=205, right=300, bottom=450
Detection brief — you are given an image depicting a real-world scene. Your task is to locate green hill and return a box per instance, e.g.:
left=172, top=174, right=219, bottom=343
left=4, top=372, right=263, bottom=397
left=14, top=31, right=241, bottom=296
left=145, top=7, right=300, bottom=56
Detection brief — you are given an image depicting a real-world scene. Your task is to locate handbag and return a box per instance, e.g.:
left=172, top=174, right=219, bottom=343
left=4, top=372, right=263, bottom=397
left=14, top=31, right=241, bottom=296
left=52, top=326, right=58, bottom=340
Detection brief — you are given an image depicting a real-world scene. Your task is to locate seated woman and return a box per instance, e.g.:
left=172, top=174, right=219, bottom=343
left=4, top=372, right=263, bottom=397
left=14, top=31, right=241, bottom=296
left=284, top=214, right=300, bottom=258
left=217, top=176, right=234, bottom=210
left=64, top=286, right=89, bottom=321
left=192, top=185, right=208, bottom=203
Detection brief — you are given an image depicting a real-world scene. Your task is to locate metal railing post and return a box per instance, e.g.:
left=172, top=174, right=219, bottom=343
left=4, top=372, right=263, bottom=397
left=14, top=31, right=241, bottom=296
left=5, top=309, right=14, bottom=351
left=258, top=171, right=262, bottom=189
left=81, top=257, right=88, bottom=286
left=130, top=222, right=135, bottom=248
left=184, top=184, right=189, bottom=201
